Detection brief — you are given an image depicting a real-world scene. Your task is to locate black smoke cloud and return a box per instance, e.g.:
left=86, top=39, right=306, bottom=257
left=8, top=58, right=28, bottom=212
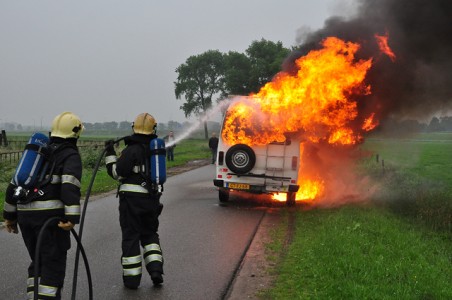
left=287, top=0, right=452, bottom=122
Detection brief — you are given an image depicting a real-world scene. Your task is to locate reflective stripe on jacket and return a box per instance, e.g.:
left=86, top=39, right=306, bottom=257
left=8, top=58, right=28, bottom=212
left=119, top=184, right=149, bottom=194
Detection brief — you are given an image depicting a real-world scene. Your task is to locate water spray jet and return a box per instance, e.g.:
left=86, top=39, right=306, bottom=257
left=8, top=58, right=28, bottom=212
left=165, top=99, right=232, bottom=146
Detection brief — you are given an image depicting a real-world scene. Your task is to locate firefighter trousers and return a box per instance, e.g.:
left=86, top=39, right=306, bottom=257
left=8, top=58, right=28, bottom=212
left=119, top=195, right=164, bottom=288
left=19, top=219, right=70, bottom=299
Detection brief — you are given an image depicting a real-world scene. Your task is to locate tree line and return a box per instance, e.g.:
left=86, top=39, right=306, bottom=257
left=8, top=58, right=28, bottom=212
left=375, top=116, right=452, bottom=135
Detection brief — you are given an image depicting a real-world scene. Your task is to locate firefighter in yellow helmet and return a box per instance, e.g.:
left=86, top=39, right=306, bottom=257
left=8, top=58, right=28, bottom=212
left=3, top=111, right=83, bottom=299
left=105, top=113, right=165, bottom=288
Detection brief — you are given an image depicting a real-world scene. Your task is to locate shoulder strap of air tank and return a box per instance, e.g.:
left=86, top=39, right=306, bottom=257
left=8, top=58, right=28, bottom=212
left=138, top=142, right=158, bottom=193
left=24, top=143, right=47, bottom=154
left=138, top=142, right=149, bottom=176
left=35, top=142, right=77, bottom=188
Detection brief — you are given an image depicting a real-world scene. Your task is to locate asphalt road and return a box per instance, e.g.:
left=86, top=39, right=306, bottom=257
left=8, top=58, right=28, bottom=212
left=0, top=164, right=266, bottom=300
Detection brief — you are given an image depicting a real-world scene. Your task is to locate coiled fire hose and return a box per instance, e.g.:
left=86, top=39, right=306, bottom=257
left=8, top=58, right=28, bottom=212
left=71, top=136, right=127, bottom=300
left=34, top=216, right=92, bottom=300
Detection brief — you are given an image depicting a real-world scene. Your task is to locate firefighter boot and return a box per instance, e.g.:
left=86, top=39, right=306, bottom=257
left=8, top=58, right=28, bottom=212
left=151, top=272, right=163, bottom=285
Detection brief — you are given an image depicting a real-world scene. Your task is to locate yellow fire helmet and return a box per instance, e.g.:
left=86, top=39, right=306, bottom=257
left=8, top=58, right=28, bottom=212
left=132, top=113, right=157, bottom=135
left=51, top=111, right=84, bottom=139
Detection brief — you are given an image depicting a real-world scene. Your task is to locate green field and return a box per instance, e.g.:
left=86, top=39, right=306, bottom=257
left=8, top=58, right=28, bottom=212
left=261, top=132, right=452, bottom=299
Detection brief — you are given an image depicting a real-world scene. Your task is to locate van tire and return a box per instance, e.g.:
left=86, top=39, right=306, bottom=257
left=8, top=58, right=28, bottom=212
left=225, top=144, right=256, bottom=174
left=286, top=192, right=296, bottom=206
left=219, top=188, right=230, bottom=202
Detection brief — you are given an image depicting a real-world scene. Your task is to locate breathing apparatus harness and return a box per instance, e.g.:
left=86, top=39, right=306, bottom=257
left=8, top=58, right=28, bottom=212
left=12, top=136, right=70, bottom=205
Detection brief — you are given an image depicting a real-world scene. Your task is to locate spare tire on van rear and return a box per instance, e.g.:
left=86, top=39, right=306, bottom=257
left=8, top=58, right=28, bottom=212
left=225, top=144, right=256, bottom=174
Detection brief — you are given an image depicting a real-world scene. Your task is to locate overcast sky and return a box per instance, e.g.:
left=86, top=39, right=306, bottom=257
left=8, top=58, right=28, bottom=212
left=0, top=0, right=354, bottom=128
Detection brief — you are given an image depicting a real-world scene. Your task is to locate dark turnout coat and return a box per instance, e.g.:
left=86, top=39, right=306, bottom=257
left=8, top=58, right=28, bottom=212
left=105, top=133, right=164, bottom=288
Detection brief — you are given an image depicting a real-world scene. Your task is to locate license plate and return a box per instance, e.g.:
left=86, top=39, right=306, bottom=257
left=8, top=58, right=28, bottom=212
left=228, top=183, right=250, bottom=190
left=267, top=186, right=288, bottom=192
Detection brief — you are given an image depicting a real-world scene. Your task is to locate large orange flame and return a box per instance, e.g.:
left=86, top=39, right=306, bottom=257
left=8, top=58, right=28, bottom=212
left=222, top=37, right=378, bottom=202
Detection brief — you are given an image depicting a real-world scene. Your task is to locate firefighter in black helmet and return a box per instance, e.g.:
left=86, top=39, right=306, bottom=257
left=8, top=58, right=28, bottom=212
left=105, top=112, right=164, bottom=288
left=3, top=111, right=83, bottom=299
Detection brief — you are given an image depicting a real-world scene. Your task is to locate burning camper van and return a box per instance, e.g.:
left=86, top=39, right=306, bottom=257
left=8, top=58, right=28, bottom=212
left=213, top=97, right=301, bottom=206
left=213, top=37, right=384, bottom=206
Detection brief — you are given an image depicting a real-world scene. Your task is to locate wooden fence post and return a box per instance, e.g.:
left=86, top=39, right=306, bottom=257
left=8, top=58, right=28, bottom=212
left=2, top=130, right=8, bottom=146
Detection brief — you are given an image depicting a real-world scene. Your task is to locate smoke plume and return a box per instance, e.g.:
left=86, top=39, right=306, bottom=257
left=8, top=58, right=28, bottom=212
left=289, top=0, right=452, bottom=122
left=278, top=0, right=452, bottom=205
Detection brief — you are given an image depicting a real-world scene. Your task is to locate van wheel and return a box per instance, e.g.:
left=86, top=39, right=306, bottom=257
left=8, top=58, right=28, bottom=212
left=219, top=189, right=229, bottom=202
left=225, top=144, right=256, bottom=174
left=286, top=192, right=296, bottom=206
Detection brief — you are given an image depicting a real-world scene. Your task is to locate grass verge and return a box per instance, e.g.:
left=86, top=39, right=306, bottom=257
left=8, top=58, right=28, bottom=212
left=261, top=205, right=452, bottom=299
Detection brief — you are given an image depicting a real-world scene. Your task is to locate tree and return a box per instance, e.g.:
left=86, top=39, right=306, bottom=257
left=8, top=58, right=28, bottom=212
left=428, top=116, right=442, bottom=132
left=167, top=120, right=182, bottom=130
left=158, top=122, right=167, bottom=132
left=84, top=122, right=94, bottom=131
left=175, top=50, right=225, bottom=139
left=222, top=51, right=252, bottom=97
left=103, top=121, right=118, bottom=131
left=119, top=121, right=132, bottom=131
left=219, top=39, right=290, bottom=98
left=440, top=116, right=452, bottom=131
left=245, top=39, right=290, bottom=93
left=93, top=122, right=103, bottom=131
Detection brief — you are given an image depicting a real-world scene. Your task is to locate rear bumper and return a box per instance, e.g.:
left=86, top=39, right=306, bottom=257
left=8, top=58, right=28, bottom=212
left=213, top=179, right=299, bottom=194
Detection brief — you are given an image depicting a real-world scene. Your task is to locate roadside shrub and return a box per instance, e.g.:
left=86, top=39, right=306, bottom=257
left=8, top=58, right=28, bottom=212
left=0, top=161, right=14, bottom=190
left=80, top=146, right=104, bottom=169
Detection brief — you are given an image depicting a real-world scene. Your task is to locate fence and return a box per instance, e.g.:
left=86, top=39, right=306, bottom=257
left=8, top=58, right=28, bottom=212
left=0, top=151, right=22, bottom=163
left=0, top=141, right=104, bottom=164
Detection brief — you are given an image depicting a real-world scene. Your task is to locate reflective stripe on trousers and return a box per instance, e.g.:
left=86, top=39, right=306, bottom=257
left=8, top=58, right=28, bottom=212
left=122, top=255, right=143, bottom=277
left=26, top=277, right=59, bottom=299
left=143, top=243, right=163, bottom=266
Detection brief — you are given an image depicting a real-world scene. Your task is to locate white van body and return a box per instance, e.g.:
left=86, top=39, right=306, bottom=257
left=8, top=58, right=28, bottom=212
left=213, top=115, right=301, bottom=206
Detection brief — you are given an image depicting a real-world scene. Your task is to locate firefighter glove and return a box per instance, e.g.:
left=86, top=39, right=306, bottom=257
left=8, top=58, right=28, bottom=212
left=5, top=219, right=18, bottom=234
left=58, top=221, right=75, bottom=231
left=105, top=139, right=116, bottom=156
